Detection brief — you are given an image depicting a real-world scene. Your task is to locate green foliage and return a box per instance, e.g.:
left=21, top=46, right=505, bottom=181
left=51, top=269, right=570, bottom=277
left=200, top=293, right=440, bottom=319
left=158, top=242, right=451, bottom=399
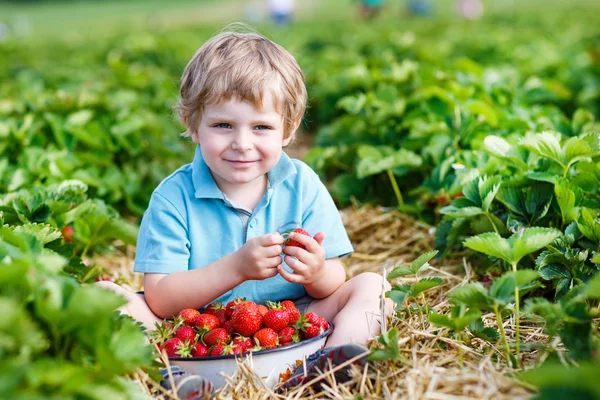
left=0, top=229, right=155, bottom=398
left=368, top=328, right=411, bottom=364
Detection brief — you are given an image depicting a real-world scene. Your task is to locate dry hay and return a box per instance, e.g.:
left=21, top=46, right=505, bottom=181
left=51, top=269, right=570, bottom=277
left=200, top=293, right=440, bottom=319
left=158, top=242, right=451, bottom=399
left=95, top=204, right=540, bottom=399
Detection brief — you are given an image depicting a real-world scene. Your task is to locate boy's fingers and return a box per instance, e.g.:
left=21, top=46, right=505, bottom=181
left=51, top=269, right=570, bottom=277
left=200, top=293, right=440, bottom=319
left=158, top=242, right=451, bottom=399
left=260, top=233, right=284, bottom=246
left=266, top=245, right=283, bottom=257
left=313, top=232, right=325, bottom=246
left=278, top=264, right=302, bottom=284
left=286, top=231, right=318, bottom=252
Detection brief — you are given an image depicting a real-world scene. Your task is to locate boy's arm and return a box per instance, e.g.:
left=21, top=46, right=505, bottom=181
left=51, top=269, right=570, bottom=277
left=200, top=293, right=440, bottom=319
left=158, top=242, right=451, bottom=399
left=303, top=257, right=347, bottom=299
left=143, top=252, right=244, bottom=319
left=142, top=233, right=285, bottom=319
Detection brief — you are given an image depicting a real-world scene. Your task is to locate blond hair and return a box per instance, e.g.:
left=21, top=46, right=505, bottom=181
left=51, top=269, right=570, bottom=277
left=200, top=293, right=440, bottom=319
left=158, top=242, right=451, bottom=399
left=177, top=28, right=307, bottom=139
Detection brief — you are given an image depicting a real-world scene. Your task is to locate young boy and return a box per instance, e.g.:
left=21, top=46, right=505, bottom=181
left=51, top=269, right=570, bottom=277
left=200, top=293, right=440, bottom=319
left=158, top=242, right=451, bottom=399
left=98, top=28, right=391, bottom=395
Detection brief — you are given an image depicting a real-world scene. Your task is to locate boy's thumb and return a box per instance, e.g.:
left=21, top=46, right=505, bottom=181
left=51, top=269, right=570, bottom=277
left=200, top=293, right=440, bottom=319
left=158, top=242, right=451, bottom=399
left=313, top=232, right=325, bottom=246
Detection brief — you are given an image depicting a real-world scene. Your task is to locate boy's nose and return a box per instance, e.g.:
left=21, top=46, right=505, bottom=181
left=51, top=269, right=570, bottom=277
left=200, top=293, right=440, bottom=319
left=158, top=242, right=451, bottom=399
left=231, top=130, right=253, bottom=152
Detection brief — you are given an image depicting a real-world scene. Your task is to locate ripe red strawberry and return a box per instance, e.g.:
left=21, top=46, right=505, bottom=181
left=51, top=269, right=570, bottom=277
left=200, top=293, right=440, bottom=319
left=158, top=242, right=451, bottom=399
left=222, top=320, right=234, bottom=334
left=195, top=314, right=220, bottom=332
left=191, top=342, right=209, bottom=357
left=205, top=303, right=228, bottom=325
left=303, top=324, right=323, bottom=339
left=203, top=328, right=230, bottom=347
left=150, top=320, right=176, bottom=345
left=263, top=309, right=289, bottom=331
left=278, top=326, right=299, bottom=346
left=161, top=337, right=183, bottom=357
left=94, top=274, right=112, bottom=282
left=210, top=344, right=225, bottom=356
left=254, top=328, right=279, bottom=349
left=175, top=326, right=197, bottom=343
left=178, top=308, right=201, bottom=325
left=205, top=302, right=224, bottom=315
left=231, top=303, right=263, bottom=337
left=283, top=228, right=311, bottom=250
left=256, top=304, right=269, bottom=317
left=232, top=336, right=253, bottom=352
left=225, top=298, right=247, bottom=318
left=318, top=316, right=329, bottom=331
left=299, top=312, right=325, bottom=339
left=62, top=225, right=74, bottom=242
left=281, top=300, right=300, bottom=324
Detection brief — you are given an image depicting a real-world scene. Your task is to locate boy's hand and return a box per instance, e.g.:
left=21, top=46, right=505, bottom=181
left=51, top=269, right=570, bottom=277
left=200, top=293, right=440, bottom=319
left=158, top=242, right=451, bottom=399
left=278, top=232, right=326, bottom=284
left=235, top=234, right=284, bottom=281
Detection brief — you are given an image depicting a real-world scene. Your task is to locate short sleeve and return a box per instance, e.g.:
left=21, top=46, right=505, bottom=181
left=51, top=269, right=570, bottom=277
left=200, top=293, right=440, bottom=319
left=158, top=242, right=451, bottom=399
left=133, top=192, right=190, bottom=273
left=301, top=167, right=354, bottom=259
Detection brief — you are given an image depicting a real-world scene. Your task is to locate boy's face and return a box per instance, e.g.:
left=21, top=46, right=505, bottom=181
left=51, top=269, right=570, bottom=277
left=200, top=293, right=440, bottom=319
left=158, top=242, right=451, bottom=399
left=191, top=93, right=294, bottom=193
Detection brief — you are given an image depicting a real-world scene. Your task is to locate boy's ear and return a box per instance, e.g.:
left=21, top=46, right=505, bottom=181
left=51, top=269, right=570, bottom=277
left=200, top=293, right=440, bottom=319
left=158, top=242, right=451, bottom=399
left=183, top=115, right=200, bottom=144
left=283, top=119, right=302, bottom=147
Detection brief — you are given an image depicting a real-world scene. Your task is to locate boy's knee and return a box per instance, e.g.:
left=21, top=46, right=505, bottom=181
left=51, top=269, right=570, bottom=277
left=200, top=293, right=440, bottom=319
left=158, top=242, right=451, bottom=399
left=352, top=272, right=390, bottom=292
left=94, top=280, right=133, bottom=299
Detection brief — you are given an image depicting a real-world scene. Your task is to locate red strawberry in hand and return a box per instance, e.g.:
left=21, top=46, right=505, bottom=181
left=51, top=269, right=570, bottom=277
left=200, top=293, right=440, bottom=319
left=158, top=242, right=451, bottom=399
left=283, top=228, right=311, bottom=250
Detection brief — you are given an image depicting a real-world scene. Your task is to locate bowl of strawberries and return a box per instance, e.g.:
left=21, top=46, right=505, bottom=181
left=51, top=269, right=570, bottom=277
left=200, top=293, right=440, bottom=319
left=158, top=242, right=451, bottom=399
left=149, top=298, right=332, bottom=389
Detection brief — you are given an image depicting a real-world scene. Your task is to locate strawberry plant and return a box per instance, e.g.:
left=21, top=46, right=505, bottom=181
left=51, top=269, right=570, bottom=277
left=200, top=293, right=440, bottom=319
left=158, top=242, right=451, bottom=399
left=450, top=270, right=542, bottom=367
left=386, top=251, right=443, bottom=325
left=0, top=228, right=155, bottom=398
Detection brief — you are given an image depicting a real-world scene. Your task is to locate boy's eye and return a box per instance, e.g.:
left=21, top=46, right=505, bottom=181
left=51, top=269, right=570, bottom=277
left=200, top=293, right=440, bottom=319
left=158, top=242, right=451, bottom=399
left=255, top=125, right=273, bottom=130
left=213, top=123, right=231, bottom=129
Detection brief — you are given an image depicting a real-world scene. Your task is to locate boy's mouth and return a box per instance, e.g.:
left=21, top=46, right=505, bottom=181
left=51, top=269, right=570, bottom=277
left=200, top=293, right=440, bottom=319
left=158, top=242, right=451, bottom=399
left=226, top=160, right=258, bottom=165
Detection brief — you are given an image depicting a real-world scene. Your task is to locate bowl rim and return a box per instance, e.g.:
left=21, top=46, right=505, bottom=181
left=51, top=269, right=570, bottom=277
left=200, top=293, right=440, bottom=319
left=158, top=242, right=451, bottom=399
left=169, top=325, right=333, bottom=361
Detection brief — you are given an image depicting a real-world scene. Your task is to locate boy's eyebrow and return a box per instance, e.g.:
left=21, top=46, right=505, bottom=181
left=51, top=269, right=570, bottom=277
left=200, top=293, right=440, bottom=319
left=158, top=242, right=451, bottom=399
left=205, top=116, right=281, bottom=125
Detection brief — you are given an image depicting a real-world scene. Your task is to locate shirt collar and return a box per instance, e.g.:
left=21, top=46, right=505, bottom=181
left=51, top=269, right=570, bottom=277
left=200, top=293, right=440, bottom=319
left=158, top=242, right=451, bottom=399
left=191, top=145, right=297, bottom=199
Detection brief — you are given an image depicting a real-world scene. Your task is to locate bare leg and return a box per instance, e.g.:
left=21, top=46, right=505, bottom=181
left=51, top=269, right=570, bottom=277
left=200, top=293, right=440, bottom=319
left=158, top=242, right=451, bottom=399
left=95, top=281, right=162, bottom=331
left=306, top=272, right=393, bottom=347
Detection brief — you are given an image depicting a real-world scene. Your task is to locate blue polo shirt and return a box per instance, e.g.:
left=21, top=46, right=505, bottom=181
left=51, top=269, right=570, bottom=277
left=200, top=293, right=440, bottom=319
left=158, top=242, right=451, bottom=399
left=133, top=145, right=354, bottom=306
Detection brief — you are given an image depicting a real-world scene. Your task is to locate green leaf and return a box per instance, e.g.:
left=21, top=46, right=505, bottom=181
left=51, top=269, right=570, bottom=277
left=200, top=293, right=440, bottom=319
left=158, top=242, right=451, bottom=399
left=479, top=176, right=502, bottom=212
left=510, top=227, right=562, bottom=264
left=538, top=264, right=572, bottom=280
left=571, top=108, right=595, bottom=135
left=463, top=232, right=511, bottom=262
left=468, top=319, right=500, bottom=342
left=387, top=266, right=414, bottom=279
left=554, top=179, right=582, bottom=224
left=496, top=185, right=527, bottom=217
left=450, top=283, right=493, bottom=310
left=576, top=208, right=600, bottom=242
left=563, top=136, right=593, bottom=167
left=410, top=250, right=439, bottom=273
left=519, top=363, right=600, bottom=398
left=356, top=146, right=422, bottom=178
left=439, top=205, right=484, bottom=218
left=584, top=274, right=600, bottom=298
left=428, top=312, right=455, bottom=330
left=368, top=328, right=411, bottom=364
left=519, top=131, right=564, bottom=166
left=408, top=277, right=444, bottom=297
left=11, top=223, right=62, bottom=245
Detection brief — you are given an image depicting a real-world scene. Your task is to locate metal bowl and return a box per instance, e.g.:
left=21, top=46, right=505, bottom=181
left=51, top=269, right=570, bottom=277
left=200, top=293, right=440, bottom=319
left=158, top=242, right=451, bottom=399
left=169, top=326, right=333, bottom=389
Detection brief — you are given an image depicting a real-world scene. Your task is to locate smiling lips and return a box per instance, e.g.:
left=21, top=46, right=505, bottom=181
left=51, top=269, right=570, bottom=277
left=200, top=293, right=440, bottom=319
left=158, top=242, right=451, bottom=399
left=226, top=160, right=257, bottom=166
